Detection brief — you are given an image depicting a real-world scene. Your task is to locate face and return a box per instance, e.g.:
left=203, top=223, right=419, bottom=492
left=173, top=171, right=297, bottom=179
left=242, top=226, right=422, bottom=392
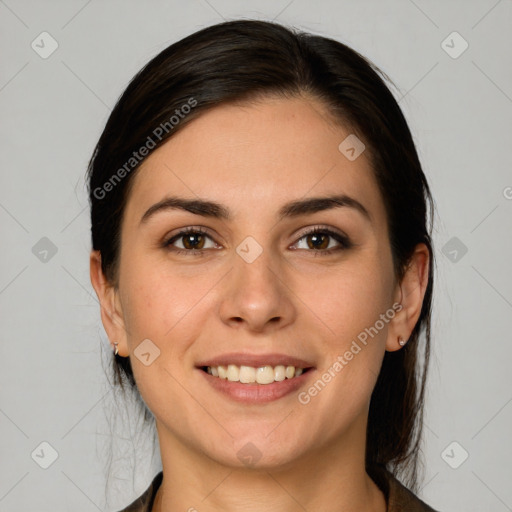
left=108, top=95, right=403, bottom=469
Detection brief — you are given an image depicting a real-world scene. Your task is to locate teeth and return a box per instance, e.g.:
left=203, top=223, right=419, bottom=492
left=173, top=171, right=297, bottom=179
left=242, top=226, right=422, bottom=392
left=274, top=365, right=286, bottom=381
left=239, top=365, right=256, bottom=383
left=205, top=364, right=307, bottom=384
left=256, top=366, right=275, bottom=384
left=227, top=364, right=239, bottom=381
left=218, top=365, right=227, bottom=379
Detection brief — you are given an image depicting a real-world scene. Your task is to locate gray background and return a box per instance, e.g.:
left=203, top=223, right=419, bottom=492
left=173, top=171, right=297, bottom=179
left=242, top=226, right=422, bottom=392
left=1, top=0, right=511, bottom=510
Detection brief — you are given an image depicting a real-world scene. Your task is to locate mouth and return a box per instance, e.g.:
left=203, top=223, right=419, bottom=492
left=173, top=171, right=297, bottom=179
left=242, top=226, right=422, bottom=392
left=195, top=353, right=316, bottom=403
left=199, top=364, right=313, bottom=385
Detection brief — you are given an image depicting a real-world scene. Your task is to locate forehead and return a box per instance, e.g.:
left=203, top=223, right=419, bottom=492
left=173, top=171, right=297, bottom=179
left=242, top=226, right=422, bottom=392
left=124, top=95, right=387, bottom=227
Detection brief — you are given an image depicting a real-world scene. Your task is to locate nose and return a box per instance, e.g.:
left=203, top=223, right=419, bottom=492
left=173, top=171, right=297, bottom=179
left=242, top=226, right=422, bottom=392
left=218, top=246, right=296, bottom=333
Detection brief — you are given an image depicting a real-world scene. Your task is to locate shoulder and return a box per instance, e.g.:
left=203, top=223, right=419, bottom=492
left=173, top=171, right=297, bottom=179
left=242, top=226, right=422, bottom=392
left=116, top=471, right=163, bottom=512
left=369, top=465, right=441, bottom=512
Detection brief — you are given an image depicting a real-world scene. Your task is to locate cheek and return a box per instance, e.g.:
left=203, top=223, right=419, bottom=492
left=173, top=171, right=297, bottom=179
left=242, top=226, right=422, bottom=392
left=295, top=247, right=393, bottom=400
left=120, top=263, right=197, bottom=339
left=301, top=258, right=392, bottom=341
left=298, top=271, right=391, bottom=433
left=119, top=261, right=222, bottom=374
left=120, top=268, right=208, bottom=419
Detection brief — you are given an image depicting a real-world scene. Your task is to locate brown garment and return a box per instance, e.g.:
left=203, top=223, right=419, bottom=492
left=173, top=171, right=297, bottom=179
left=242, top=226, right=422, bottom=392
left=117, top=467, right=439, bottom=512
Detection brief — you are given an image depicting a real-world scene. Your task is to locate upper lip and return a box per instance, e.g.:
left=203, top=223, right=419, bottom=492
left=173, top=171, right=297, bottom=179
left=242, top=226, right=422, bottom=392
left=196, top=352, right=315, bottom=369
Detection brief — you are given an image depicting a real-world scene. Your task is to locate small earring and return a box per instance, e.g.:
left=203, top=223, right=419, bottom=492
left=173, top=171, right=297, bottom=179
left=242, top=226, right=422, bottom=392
left=113, top=342, right=119, bottom=356
left=398, top=337, right=406, bottom=347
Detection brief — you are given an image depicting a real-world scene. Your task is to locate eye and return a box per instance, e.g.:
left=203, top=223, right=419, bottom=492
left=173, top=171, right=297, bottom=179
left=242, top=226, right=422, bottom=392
left=291, top=227, right=352, bottom=255
left=163, top=226, right=352, bottom=256
left=164, top=227, right=219, bottom=254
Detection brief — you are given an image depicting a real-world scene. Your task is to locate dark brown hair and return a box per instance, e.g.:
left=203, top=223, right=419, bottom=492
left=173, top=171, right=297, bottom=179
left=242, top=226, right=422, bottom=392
left=87, top=19, right=435, bottom=492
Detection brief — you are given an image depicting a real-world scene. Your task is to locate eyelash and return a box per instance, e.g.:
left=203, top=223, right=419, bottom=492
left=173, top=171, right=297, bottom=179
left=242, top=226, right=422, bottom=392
left=163, top=226, right=352, bottom=257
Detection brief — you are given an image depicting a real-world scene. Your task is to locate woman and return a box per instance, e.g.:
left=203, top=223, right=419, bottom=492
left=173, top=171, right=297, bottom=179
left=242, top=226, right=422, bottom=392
left=88, top=19, right=438, bottom=512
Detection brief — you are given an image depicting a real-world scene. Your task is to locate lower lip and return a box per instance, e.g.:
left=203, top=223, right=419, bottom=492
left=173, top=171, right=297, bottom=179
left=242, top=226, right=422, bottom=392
left=197, top=368, right=315, bottom=403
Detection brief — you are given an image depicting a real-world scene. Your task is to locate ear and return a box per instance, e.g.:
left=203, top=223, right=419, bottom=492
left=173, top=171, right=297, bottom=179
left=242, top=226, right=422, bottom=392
left=89, top=250, right=128, bottom=357
left=386, top=243, right=430, bottom=352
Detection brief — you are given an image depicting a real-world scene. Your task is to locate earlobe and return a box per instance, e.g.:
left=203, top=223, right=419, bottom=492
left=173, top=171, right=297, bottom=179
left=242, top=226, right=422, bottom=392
left=89, top=250, right=128, bottom=357
left=385, top=322, right=409, bottom=353
left=385, top=243, right=430, bottom=352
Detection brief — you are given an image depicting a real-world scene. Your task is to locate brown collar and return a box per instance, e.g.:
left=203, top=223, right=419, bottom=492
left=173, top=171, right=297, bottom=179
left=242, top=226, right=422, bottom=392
left=118, top=468, right=439, bottom=512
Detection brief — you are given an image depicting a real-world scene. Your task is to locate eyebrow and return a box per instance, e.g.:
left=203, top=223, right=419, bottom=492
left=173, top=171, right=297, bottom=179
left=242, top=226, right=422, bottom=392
left=139, top=194, right=372, bottom=225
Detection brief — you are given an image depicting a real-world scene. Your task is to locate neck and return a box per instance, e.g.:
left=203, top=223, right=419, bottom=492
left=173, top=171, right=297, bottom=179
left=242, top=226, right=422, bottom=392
left=151, top=420, right=386, bottom=512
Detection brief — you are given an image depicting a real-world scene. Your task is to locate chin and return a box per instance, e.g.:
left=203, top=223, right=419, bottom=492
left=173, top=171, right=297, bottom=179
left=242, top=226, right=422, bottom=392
left=206, top=434, right=306, bottom=471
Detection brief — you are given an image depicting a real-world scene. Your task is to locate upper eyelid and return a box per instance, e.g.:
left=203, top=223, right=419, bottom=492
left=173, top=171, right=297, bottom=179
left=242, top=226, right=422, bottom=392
left=165, top=225, right=349, bottom=247
left=294, top=225, right=348, bottom=240
left=165, top=227, right=216, bottom=244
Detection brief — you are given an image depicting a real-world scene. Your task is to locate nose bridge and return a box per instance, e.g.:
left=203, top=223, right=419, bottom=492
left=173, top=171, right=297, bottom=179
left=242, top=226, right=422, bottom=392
left=219, top=237, right=295, bottom=331
left=237, top=243, right=278, bottom=294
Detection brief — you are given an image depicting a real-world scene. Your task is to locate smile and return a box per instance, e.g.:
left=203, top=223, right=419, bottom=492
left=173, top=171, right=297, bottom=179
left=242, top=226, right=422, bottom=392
left=202, top=364, right=311, bottom=385
left=198, top=365, right=315, bottom=403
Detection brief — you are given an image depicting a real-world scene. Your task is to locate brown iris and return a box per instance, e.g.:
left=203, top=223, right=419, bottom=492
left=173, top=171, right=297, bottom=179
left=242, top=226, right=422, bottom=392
left=306, top=233, right=329, bottom=250
left=182, top=233, right=206, bottom=250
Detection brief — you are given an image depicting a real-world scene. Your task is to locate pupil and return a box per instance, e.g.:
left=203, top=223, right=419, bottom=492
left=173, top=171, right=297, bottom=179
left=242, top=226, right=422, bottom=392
left=184, top=233, right=204, bottom=249
left=308, top=234, right=328, bottom=250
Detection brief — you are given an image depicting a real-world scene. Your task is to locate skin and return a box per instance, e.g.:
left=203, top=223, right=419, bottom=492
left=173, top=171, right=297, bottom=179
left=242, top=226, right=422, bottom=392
left=90, top=94, right=429, bottom=512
